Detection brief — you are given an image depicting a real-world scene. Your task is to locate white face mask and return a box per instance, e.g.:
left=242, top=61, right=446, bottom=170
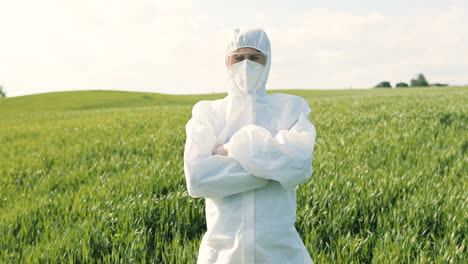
left=227, top=60, right=265, bottom=93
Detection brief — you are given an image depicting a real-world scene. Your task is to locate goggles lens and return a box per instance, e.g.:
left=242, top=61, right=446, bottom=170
left=226, top=52, right=267, bottom=66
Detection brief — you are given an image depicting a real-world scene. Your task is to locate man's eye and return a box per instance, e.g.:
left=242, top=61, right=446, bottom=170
left=235, top=55, right=245, bottom=61
left=249, top=55, right=259, bottom=60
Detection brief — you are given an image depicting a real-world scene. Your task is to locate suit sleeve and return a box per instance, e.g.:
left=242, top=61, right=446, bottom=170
left=183, top=102, right=269, bottom=199
left=226, top=101, right=317, bottom=190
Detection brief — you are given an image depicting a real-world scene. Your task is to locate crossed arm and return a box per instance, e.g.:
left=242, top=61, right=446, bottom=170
left=183, top=102, right=317, bottom=199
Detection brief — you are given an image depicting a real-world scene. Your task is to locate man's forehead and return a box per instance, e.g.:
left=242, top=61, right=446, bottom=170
left=232, top=47, right=260, bottom=53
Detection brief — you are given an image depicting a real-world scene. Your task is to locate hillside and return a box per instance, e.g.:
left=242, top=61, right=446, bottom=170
left=1, top=86, right=466, bottom=117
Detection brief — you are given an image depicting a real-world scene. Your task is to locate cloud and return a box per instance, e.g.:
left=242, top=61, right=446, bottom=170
left=0, top=1, right=467, bottom=97
left=267, top=6, right=468, bottom=88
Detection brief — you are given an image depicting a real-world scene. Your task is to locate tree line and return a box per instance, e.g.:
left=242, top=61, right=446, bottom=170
left=0, top=85, right=5, bottom=98
left=374, top=73, right=449, bottom=88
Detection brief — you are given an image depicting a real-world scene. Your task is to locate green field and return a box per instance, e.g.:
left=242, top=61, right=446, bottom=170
left=1, top=87, right=467, bottom=263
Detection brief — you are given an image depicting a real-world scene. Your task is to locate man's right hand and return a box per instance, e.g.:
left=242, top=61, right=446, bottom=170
left=213, top=144, right=228, bottom=156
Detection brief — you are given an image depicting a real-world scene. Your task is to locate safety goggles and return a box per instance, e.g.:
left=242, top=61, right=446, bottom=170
left=226, top=51, right=267, bottom=66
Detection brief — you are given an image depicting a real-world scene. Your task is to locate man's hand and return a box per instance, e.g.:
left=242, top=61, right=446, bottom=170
left=213, top=144, right=228, bottom=156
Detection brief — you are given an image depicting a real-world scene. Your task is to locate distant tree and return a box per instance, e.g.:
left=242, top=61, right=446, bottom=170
left=0, top=85, right=5, bottom=98
left=374, top=81, right=392, bottom=88
left=430, top=83, right=449, bottom=87
left=396, top=82, right=409, bottom=87
left=410, top=73, right=429, bottom=87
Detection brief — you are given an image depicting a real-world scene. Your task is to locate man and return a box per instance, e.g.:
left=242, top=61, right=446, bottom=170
left=184, top=28, right=317, bottom=264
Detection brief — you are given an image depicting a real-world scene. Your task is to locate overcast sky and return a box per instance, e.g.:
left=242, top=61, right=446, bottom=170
left=1, top=0, right=467, bottom=97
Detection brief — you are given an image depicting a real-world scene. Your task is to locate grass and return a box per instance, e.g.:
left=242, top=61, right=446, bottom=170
left=0, top=86, right=467, bottom=263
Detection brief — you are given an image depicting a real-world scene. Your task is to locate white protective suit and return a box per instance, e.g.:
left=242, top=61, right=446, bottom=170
left=184, top=28, right=317, bottom=264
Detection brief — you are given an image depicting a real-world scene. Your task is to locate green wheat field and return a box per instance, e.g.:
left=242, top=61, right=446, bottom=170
left=1, top=87, right=467, bottom=263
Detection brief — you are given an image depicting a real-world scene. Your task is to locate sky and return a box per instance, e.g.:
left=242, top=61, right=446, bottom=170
left=1, top=0, right=467, bottom=97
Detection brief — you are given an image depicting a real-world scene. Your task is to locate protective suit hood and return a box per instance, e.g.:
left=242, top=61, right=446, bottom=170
left=225, top=28, right=271, bottom=99
left=219, top=28, right=271, bottom=143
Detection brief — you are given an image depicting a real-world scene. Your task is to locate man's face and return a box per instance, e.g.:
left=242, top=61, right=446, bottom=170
left=226, top=47, right=267, bottom=67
